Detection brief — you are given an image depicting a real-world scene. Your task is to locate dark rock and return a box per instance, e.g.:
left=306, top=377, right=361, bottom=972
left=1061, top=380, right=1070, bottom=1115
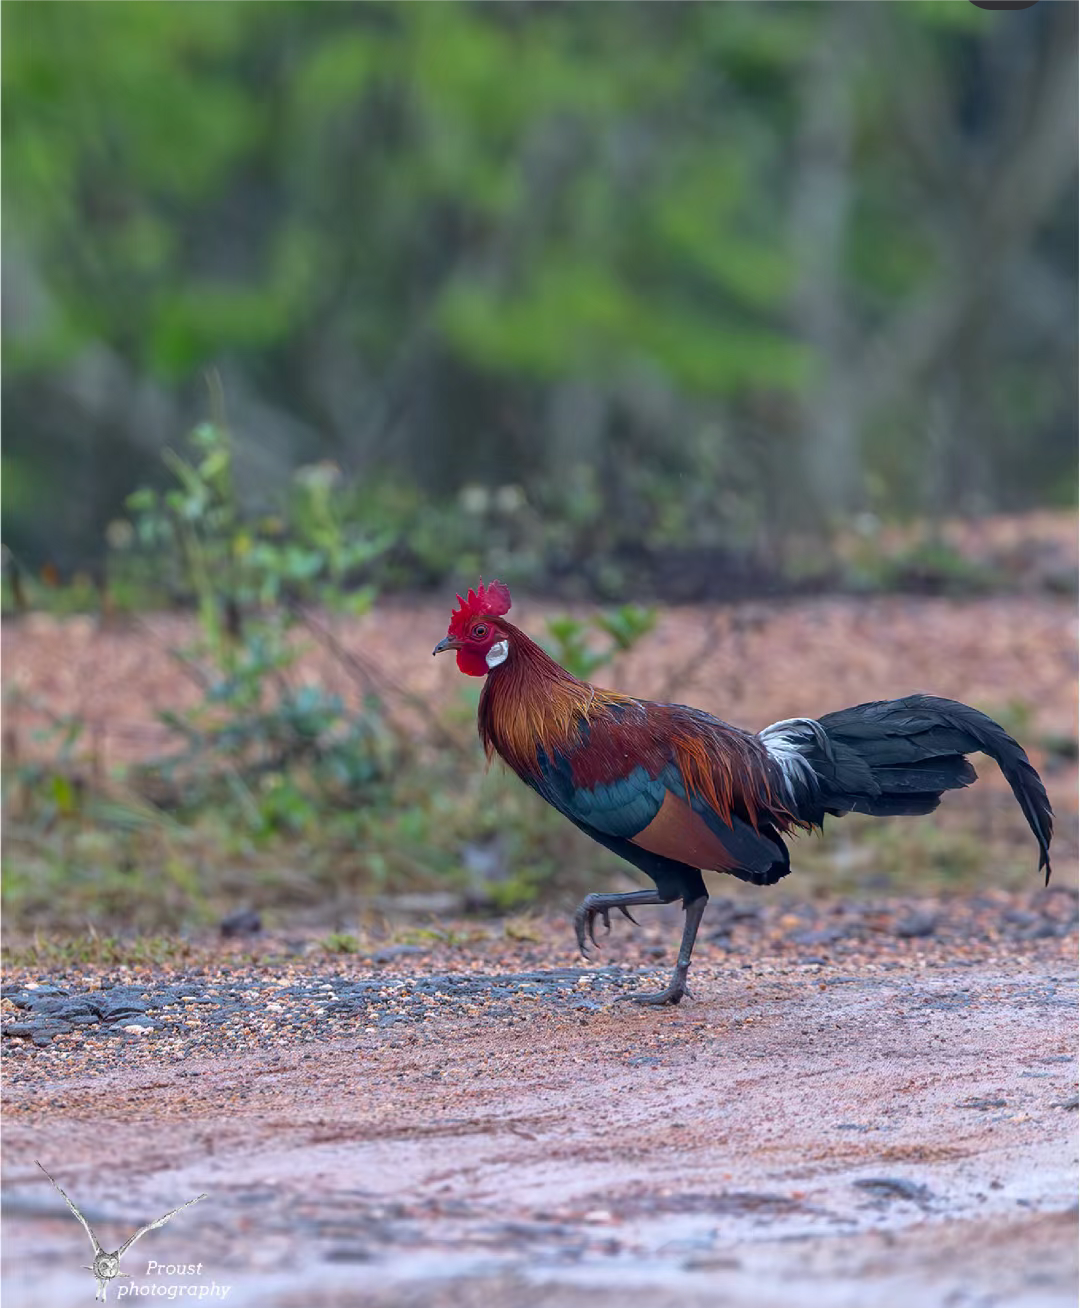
left=1003, top=910, right=1041, bottom=932
left=711, top=899, right=764, bottom=925
left=220, top=909, right=262, bottom=938
left=101, top=1002, right=148, bottom=1023
left=40, top=997, right=104, bottom=1020
left=854, top=1177, right=933, bottom=1205
left=372, top=946, right=427, bottom=964
left=25, top=997, right=76, bottom=1015
left=893, top=911, right=938, bottom=939
left=790, top=927, right=846, bottom=946
left=1016, top=921, right=1061, bottom=940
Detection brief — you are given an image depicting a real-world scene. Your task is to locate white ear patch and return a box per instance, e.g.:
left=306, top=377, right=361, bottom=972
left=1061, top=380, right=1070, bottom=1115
left=486, top=639, right=509, bottom=669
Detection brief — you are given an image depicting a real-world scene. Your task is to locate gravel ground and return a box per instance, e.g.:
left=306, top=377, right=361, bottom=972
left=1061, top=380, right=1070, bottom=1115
left=2, top=892, right=1077, bottom=1061
left=3, top=892, right=1077, bottom=1308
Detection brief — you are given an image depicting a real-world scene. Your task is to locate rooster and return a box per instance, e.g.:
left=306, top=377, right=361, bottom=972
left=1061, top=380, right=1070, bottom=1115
left=433, top=580, right=1052, bottom=1005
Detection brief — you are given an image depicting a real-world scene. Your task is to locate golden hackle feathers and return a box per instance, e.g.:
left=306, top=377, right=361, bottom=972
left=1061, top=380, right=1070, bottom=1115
left=477, top=621, right=634, bottom=773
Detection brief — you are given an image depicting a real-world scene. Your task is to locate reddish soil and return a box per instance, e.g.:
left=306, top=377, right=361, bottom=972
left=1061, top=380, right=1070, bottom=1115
left=3, top=594, right=1076, bottom=775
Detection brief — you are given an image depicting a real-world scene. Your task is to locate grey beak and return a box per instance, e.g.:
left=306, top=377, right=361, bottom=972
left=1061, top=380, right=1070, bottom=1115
left=432, top=636, right=458, bottom=656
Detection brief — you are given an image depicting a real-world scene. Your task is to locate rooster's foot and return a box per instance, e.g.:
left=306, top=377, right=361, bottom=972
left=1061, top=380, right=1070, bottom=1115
left=615, top=979, right=692, bottom=1007
left=573, top=894, right=641, bottom=956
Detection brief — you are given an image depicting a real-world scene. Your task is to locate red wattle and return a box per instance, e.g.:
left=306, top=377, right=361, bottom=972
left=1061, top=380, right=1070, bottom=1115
left=456, top=647, right=490, bottom=678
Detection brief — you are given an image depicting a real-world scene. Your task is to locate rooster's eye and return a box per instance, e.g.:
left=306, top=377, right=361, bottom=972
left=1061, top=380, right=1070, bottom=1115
left=472, top=624, right=488, bottom=639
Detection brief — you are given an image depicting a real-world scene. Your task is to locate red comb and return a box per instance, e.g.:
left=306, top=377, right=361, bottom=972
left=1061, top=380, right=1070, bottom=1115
left=449, top=578, right=512, bottom=636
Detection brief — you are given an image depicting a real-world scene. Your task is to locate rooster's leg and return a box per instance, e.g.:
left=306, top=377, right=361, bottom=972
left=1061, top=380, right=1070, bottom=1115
left=618, top=893, right=709, bottom=1007
left=574, top=889, right=668, bottom=955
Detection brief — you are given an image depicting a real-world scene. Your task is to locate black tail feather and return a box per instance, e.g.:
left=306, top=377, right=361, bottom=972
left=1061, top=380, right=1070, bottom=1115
left=838, top=793, right=943, bottom=818
left=815, top=694, right=1053, bottom=882
left=871, top=756, right=978, bottom=794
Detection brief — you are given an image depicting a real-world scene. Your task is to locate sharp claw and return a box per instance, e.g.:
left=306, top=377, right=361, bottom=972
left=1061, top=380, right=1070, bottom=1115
left=574, top=910, right=589, bottom=957
left=575, top=898, right=637, bottom=959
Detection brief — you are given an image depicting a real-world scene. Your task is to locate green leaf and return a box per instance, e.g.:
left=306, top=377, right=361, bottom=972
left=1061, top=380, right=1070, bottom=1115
left=51, top=773, right=77, bottom=815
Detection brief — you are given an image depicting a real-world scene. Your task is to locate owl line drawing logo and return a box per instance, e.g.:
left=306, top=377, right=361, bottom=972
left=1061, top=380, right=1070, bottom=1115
left=36, top=1162, right=207, bottom=1301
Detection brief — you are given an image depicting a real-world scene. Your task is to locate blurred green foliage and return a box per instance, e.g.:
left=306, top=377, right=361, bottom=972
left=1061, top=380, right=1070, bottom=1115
left=4, top=4, right=805, bottom=385
left=545, top=606, right=657, bottom=680
left=3, top=1, right=1075, bottom=585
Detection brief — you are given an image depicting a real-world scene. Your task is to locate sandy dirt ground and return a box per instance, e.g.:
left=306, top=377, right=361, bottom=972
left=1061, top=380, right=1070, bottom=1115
left=3, top=907, right=1077, bottom=1308
left=4, top=593, right=1076, bottom=772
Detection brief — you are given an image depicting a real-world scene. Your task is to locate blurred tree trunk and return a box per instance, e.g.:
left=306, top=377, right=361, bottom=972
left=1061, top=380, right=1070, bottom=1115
left=790, top=3, right=859, bottom=524
left=852, top=2, right=1077, bottom=484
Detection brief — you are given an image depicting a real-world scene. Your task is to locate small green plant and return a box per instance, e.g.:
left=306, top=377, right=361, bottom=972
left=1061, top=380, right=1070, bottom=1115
left=320, top=932, right=362, bottom=955
left=544, top=604, right=657, bottom=679
left=2, top=701, right=89, bottom=823
left=123, top=423, right=391, bottom=637
left=116, top=421, right=399, bottom=827
left=1, top=932, right=196, bottom=970
left=842, top=535, right=1002, bottom=596
left=503, top=913, right=544, bottom=942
